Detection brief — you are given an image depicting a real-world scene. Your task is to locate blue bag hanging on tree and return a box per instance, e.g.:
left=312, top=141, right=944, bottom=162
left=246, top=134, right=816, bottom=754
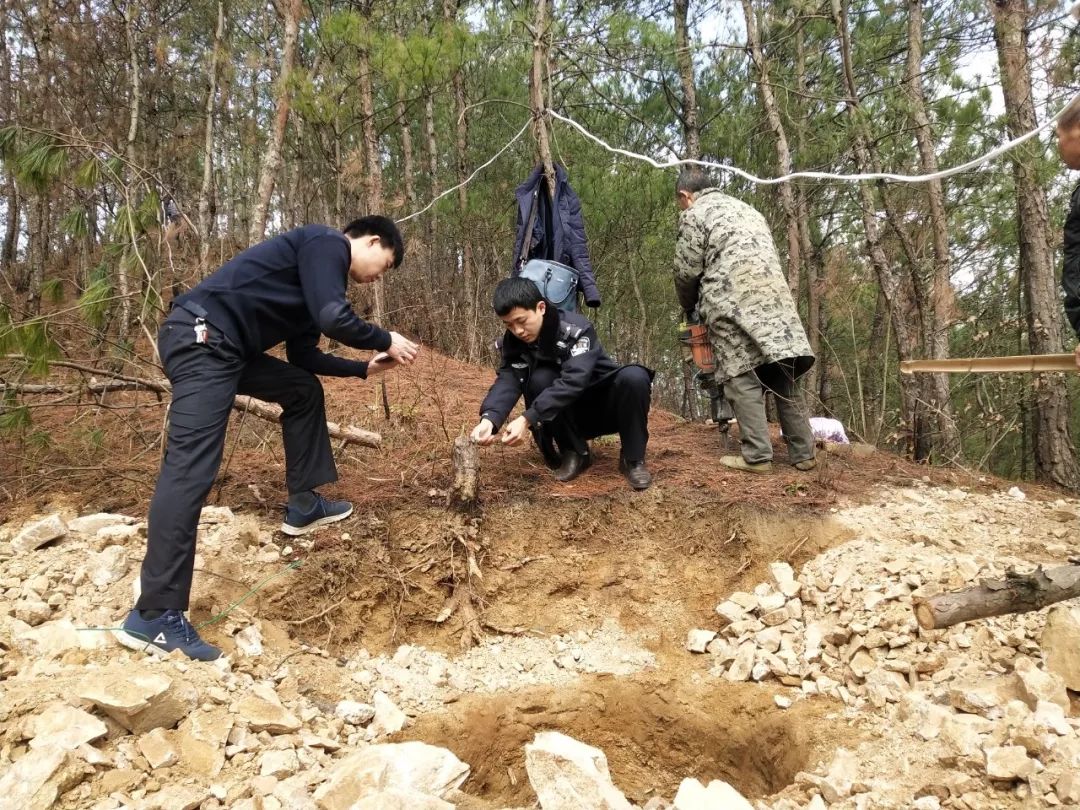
left=519, top=258, right=579, bottom=312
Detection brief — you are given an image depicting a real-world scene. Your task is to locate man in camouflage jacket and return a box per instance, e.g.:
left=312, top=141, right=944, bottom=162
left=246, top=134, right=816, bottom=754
left=673, top=167, right=816, bottom=474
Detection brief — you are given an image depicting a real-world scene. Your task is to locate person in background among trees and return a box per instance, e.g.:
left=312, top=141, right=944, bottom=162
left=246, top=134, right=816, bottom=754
left=1057, top=95, right=1080, bottom=369
left=117, top=217, right=419, bottom=661
left=470, top=277, right=653, bottom=490
left=672, top=167, right=817, bottom=475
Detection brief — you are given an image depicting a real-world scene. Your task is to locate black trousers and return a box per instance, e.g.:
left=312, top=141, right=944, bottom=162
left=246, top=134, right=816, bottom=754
left=525, top=365, right=652, bottom=463
left=136, top=311, right=337, bottom=610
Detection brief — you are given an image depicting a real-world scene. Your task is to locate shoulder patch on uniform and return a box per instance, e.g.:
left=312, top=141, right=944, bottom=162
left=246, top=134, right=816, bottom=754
left=569, top=336, right=591, bottom=357
left=511, top=362, right=528, bottom=369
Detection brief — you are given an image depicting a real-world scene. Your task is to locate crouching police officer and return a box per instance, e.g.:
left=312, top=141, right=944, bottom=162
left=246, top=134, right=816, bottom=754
left=470, top=277, right=653, bottom=490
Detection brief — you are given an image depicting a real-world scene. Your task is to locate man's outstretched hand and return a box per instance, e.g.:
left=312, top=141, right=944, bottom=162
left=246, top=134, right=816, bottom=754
left=366, top=352, right=398, bottom=376
left=386, top=331, right=419, bottom=365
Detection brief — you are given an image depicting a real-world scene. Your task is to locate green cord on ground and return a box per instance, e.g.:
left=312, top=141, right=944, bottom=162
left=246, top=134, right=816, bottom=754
left=73, top=560, right=303, bottom=634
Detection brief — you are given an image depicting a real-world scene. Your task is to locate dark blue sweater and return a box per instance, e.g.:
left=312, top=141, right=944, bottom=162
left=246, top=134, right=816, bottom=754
left=174, top=225, right=392, bottom=377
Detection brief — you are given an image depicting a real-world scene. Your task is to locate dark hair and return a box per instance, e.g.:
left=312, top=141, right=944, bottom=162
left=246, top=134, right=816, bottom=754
left=492, top=277, right=543, bottom=316
left=342, top=215, right=405, bottom=268
left=1060, top=95, right=1080, bottom=132
left=676, top=166, right=713, bottom=195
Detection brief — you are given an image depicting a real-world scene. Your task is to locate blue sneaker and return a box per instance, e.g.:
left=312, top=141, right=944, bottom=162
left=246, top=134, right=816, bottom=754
left=115, top=609, right=222, bottom=661
left=281, top=493, right=353, bottom=536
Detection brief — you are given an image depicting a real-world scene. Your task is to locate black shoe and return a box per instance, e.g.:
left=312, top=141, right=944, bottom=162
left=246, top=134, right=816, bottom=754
left=554, top=450, right=591, bottom=482
left=537, top=431, right=563, bottom=470
left=619, top=455, right=653, bottom=490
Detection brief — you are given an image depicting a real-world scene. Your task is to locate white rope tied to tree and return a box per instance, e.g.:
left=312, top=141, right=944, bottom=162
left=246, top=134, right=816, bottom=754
left=395, top=93, right=1077, bottom=224
left=546, top=95, right=1080, bottom=185
left=395, top=118, right=532, bottom=224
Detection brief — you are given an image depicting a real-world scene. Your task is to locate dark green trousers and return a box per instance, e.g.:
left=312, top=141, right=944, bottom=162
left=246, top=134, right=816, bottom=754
left=722, top=360, right=815, bottom=465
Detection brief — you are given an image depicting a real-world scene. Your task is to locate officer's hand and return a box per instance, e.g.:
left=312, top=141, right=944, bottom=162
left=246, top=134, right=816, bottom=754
left=366, top=352, right=398, bottom=376
left=387, top=332, right=419, bottom=366
left=1074, top=343, right=1080, bottom=371
left=470, top=419, right=497, bottom=446
left=501, top=415, right=529, bottom=446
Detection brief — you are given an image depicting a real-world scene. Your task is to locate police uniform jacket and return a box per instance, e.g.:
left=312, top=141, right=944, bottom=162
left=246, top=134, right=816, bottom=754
left=478, top=306, right=644, bottom=430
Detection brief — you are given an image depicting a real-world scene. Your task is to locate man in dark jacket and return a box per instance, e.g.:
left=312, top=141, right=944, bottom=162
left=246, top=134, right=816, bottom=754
left=1058, top=96, right=1080, bottom=368
left=117, top=216, right=419, bottom=661
left=470, top=278, right=652, bottom=489
left=510, top=164, right=602, bottom=308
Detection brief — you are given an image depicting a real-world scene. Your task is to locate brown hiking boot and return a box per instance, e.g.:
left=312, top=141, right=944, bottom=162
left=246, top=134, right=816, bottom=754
left=720, top=455, right=773, bottom=475
left=793, top=458, right=817, bottom=471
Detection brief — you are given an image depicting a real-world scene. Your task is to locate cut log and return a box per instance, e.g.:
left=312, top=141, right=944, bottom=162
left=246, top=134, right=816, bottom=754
left=2, top=365, right=381, bottom=448
left=913, top=564, right=1080, bottom=630
left=901, top=353, right=1076, bottom=375
left=449, top=435, right=479, bottom=510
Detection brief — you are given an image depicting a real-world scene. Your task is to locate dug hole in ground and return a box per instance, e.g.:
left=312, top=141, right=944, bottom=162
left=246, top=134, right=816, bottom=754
left=2, top=350, right=1080, bottom=810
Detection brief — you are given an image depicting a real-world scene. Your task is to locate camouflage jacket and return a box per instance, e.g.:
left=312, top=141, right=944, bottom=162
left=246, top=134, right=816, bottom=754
left=674, top=188, right=814, bottom=382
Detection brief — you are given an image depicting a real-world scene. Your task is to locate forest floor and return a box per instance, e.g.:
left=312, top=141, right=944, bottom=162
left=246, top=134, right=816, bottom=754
left=2, top=347, right=1079, bottom=809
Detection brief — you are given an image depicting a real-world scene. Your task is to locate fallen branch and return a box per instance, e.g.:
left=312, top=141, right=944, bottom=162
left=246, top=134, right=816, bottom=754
left=2, top=369, right=381, bottom=448
left=913, top=563, right=1080, bottom=630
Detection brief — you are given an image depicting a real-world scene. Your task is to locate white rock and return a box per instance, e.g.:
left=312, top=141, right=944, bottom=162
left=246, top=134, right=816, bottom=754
left=16, top=599, right=52, bottom=626
left=1007, top=486, right=1026, bottom=500
left=234, top=623, right=264, bottom=656
left=350, top=791, right=453, bottom=810
left=672, top=777, right=754, bottom=810
left=0, top=745, right=86, bottom=810
left=524, top=731, right=632, bottom=810
left=313, top=742, right=469, bottom=809
left=1014, top=656, right=1070, bottom=713
left=984, top=745, right=1034, bottom=780
left=1032, top=700, right=1071, bottom=735
left=260, top=749, right=300, bottom=779
left=370, top=690, right=407, bottom=736
left=820, top=748, right=858, bottom=802
left=724, top=643, right=755, bottom=682
left=714, top=601, right=746, bottom=624
left=199, top=506, right=235, bottom=524
left=235, top=684, right=301, bottom=733
left=67, top=513, right=136, bottom=535
left=90, top=546, right=129, bottom=587
left=335, top=700, right=376, bottom=725
left=1042, top=605, right=1080, bottom=692
left=79, top=670, right=198, bottom=734
left=28, top=703, right=108, bottom=751
left=137, top=727, right=179, bottom=769
left=686, top=629, right=716, bottom=653
left=12, top=514, right=67, bottom=554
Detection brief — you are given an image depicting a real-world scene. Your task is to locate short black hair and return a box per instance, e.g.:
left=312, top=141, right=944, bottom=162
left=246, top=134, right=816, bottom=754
left=342, top=215, right=405, bottom=268
left=1060, top=94, right=1080, bottom=132
left=676, top=166, right=713, bottom=195
left=493, top=277, right=544, bottom=316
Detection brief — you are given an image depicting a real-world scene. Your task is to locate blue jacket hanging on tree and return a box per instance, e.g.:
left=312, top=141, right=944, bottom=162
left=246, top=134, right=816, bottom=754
left=510, top=163, right=602, bottom=307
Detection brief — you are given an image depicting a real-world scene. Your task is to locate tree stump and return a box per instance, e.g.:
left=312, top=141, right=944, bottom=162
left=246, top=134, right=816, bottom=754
left=449, top=435, right=479, bottom=510
left=913, top=563, right=1080, bottom=630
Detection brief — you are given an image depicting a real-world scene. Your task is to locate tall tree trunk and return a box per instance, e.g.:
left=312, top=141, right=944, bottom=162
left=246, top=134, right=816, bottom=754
left=249, top=0, right=301, bottom=244
left=26, top=0, right=55, bottom=314
left=673, top=0, right=699, bottom=160
left=990, top=0, right=1080, bottom=489
left=831, top=0, right=924, bottom=452
left=424, top=90, right=439, bottom=283
left=117, top=1, right=141, bottom=345
left=529, top=0, right=555, bottom=198
left=903, top=0, right=963, bottom=461
left=444, top=0, right=476, bottom=360
left=793, top=25, right=826, bottom=405
left=0, top=5, right=18, bottom=288
left=198, top=0, right=225, bottom=276
left=741, top=0, right=801, bottom=296
left=397, top=80, right=416, bottom=210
